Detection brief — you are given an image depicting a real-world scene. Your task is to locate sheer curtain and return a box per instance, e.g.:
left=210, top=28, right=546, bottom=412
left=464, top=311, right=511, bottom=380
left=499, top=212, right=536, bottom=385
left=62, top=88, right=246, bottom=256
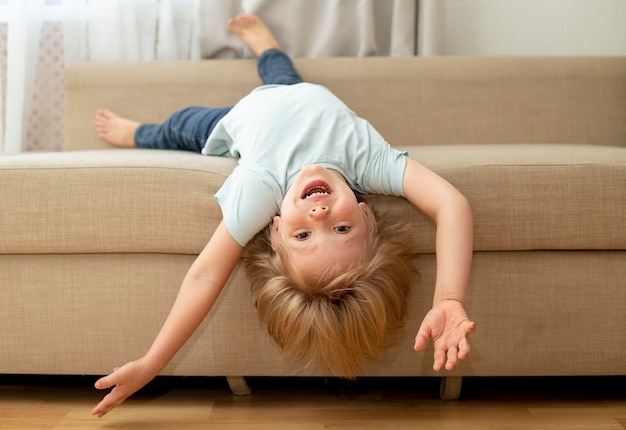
left=0, top=0, right=422, bottom=154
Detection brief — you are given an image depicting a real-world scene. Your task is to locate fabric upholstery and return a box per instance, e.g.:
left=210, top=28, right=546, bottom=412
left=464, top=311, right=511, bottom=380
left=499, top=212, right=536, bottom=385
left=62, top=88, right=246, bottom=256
left=1, top=251, right=624, bottom=376
left=64, top=57, right=626, bottom=151
left=2, top=144, right=624, bottom=255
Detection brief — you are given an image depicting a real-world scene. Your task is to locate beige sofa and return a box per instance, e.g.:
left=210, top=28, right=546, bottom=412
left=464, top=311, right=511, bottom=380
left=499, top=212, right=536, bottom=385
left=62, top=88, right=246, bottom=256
left=1, top=56, right=625, bottom=399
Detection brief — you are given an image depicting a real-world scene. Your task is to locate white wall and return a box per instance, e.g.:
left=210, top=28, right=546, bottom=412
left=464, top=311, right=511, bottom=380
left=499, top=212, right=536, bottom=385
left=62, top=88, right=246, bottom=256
left=437, top=0, right=626, bottom=55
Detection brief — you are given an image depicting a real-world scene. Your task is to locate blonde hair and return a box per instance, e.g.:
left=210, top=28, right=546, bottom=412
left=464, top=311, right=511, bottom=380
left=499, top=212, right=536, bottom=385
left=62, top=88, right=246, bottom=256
left=244, top=203, right=418, bottom=378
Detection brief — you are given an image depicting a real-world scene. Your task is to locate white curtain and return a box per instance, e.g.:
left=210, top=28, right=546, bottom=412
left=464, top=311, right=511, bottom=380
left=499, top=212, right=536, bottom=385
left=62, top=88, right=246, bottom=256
left=417, top=0, right=445, bottom=55
left=196, top=0, right=417, bottom=58
left=0, top=0, right=421, bottom=154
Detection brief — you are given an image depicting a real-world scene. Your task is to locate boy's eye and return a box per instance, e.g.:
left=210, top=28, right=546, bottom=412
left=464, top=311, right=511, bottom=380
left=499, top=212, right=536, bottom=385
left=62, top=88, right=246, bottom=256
left=295, top=232, right=310, bottom=240
left=334, top=226, right=351, bottom=233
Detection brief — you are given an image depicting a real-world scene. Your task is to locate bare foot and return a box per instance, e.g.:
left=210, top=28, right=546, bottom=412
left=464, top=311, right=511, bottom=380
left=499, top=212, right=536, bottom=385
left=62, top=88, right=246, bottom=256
left=94, top=109, right=139, bottom=148
left=227, top=14, right=281, bottom=57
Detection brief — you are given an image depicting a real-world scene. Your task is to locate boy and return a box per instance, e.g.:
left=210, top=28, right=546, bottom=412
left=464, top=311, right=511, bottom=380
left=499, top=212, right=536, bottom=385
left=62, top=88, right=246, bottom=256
left=92, top=15, right=475, bottom=418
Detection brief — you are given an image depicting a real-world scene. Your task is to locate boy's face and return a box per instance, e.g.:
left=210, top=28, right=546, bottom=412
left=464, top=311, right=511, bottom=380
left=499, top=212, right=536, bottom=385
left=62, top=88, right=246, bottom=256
left=273, top=165, right=373, bottom=279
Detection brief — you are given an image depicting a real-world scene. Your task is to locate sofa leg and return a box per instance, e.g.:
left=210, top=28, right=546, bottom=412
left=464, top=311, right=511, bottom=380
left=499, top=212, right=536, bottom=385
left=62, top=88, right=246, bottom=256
left=439, top=376, right=462, bottom=400
left=226, top=376, right=252, bottom=396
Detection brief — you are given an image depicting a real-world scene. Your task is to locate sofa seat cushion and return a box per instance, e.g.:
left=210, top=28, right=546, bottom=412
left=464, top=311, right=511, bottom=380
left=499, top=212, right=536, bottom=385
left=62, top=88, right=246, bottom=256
left=0, top=150, right=234, bottom=255
left=1, top=144, right=624, bottom=255
left=375, top=143, right=626, bottom=252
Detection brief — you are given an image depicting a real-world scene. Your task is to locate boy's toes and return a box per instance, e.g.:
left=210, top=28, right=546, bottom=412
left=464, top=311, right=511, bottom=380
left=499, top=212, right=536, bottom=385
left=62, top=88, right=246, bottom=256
left=226, top=17, right=239, bottom=33
left=95, top=109, right=113, bottom=122
left=237, top=14, right=256, bottom=27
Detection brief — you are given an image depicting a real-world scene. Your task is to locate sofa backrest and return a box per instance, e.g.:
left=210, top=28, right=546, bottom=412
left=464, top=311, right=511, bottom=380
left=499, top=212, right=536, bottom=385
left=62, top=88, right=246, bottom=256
left=64, top=56, right=626, bottom=151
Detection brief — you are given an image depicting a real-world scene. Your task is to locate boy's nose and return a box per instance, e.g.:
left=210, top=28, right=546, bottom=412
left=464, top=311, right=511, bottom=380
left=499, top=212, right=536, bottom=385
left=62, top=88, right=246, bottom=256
left=309, top=205, right=329, bottom=218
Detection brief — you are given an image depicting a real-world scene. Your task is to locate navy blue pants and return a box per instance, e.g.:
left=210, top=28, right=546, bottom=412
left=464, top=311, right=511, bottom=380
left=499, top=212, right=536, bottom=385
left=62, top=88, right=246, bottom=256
left=135, top=49, right=303, bottom=152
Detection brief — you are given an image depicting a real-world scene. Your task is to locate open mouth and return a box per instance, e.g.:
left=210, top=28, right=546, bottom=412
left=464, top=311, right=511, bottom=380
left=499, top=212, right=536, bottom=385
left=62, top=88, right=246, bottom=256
left=301, top=180, right=333, bottom=200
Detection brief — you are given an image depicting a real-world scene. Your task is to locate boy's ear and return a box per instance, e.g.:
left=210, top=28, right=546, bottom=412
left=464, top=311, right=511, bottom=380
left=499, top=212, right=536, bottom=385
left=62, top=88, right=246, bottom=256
left=270, top=216, right=280, bottom=251
left=359, top=202, right=378, bottom=234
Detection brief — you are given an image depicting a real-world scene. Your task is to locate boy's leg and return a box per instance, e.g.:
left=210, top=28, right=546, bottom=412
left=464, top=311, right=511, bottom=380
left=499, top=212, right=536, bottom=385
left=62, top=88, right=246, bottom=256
left=95, top=107, right=230, bottom=152
left=257, top=49, right=303, bottom=86
left=134, top=106, right=231, bottom=152
left=227, top=14, right=303, bottom=86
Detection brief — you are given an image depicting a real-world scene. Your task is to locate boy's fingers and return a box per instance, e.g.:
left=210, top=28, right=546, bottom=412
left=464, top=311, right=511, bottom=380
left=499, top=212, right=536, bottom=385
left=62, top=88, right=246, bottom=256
left=94, top=373, right=116, bottom=390
left=445, top=346, right=459, bottom=371
left=413, top=325, right=431, bottom=351
left=433, top=347, right=446, bottom=371
left=465, top=321, right=476, bottom=335
left=92, top=393, right=119, bottom=418
left=94, top=366, right=123, bottom=390
left=458, top=336, right=471, bottom=360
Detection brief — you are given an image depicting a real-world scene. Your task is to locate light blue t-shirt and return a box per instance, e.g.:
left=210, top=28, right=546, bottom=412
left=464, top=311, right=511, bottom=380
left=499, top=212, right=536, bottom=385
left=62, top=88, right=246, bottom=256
left=202, top=83, right=407, bottom=247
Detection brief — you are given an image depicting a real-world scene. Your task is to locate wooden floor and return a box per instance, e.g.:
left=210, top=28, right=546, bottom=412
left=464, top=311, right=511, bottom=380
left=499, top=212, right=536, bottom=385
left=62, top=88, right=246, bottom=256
left=1, top=375, right=625, bottom=429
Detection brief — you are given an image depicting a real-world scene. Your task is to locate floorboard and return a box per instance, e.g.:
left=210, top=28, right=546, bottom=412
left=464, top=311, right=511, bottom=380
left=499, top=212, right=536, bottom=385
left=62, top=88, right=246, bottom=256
left=0, top=376, right=624, bottom=429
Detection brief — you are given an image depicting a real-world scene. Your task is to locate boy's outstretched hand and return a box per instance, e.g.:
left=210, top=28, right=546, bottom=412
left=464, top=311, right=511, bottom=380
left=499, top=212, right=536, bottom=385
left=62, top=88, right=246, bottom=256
left=414, top=299, right=476, bottom=371
left=91, top=358, right=158, bottom=418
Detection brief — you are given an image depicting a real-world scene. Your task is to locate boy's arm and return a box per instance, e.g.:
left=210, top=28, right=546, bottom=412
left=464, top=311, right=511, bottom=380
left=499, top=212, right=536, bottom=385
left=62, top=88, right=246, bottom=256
left=91, top=221, right=244, bottom=418
left=402, top=157, right=476, bottom=371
